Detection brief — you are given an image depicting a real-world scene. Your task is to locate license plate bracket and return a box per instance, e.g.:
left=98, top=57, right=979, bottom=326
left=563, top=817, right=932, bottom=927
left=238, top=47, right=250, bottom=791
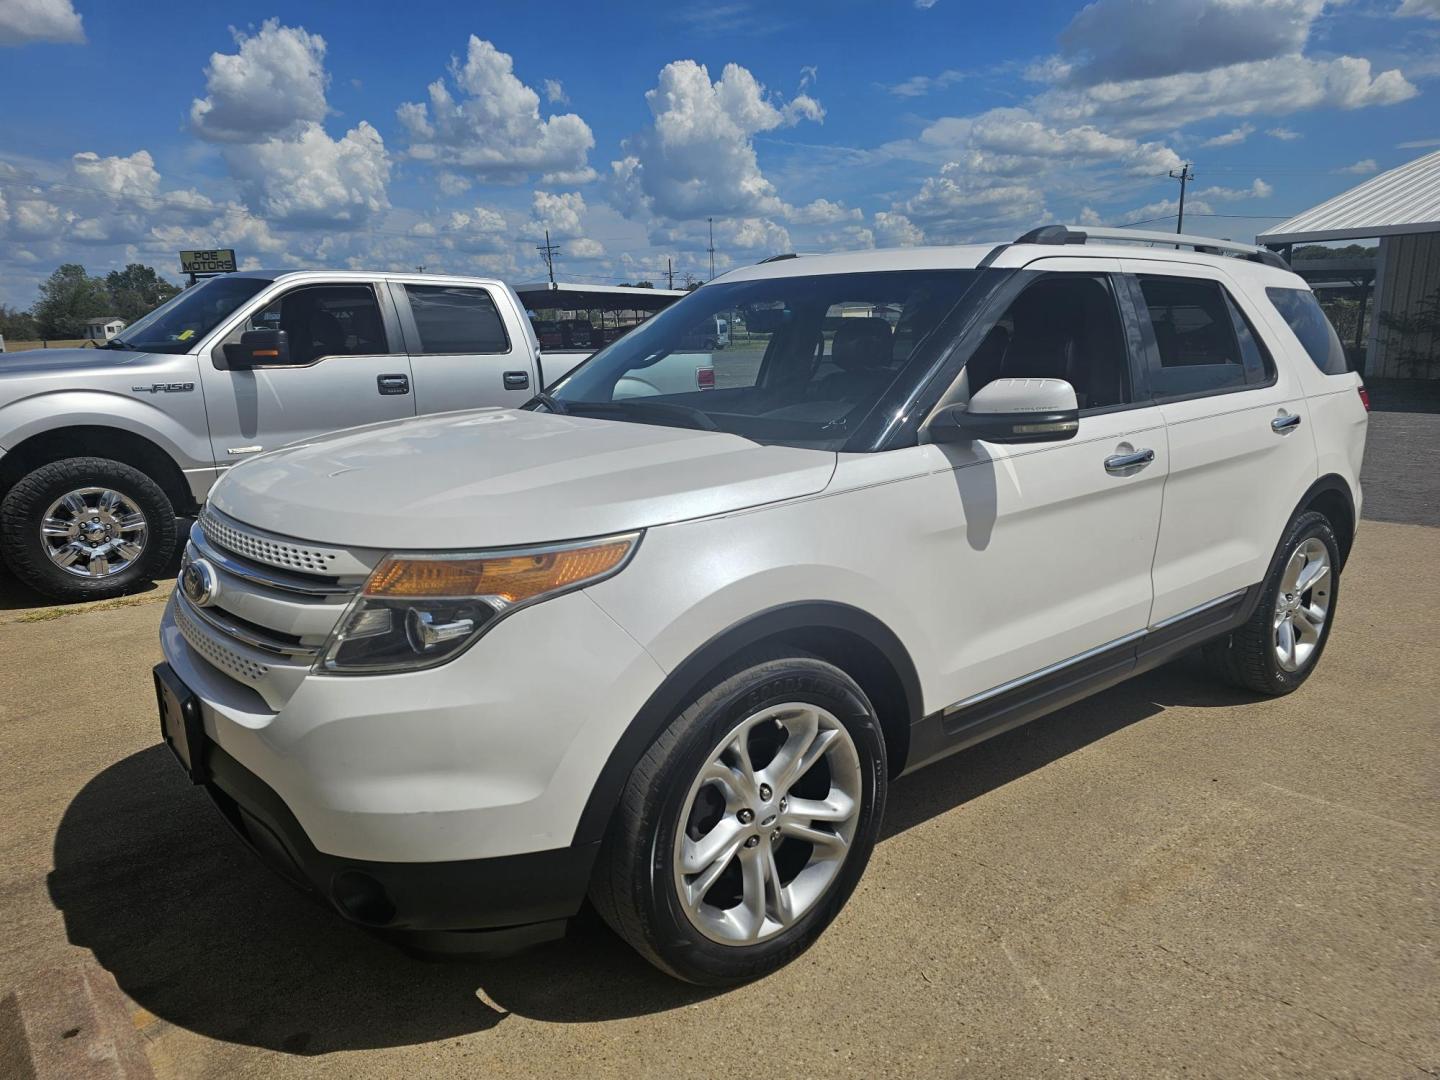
left=154, top=663, right=206, bottom=784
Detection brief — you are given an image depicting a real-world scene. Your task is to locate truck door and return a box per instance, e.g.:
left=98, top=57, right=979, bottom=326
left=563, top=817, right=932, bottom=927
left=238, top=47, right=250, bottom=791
left=388, top=281, right=537, bottom=413
left=201, top=281, right=416, bottom=466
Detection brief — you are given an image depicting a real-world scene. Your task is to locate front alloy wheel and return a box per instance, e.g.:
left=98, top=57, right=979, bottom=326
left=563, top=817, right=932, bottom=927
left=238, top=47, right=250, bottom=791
left=590, top=652, right=887, bottom=985
left=673, top=703, right=863, bottom=945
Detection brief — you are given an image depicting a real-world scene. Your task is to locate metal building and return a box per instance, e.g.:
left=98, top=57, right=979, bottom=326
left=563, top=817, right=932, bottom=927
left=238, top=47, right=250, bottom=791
left=1259, top=150, right=1440, bottom=381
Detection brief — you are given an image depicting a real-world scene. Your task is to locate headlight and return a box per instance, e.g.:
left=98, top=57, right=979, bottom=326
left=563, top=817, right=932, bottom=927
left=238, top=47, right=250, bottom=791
left=317, top=532, right=639, bottom=674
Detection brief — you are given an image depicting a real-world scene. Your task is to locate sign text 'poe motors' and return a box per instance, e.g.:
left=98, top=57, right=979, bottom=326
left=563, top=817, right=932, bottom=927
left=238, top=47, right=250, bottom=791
left=180, top=249, right=237, bottom=275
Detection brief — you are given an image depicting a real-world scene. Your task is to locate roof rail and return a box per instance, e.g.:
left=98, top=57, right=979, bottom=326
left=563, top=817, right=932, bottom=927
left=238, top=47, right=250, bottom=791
left=757, top=252, right=801, bottom=263
left=1013, top=224, right=1290, bottom=269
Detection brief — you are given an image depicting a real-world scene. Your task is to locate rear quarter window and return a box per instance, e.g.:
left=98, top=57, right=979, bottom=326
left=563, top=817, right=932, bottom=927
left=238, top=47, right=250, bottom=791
left=1266, top=287, right=1349, bottom=375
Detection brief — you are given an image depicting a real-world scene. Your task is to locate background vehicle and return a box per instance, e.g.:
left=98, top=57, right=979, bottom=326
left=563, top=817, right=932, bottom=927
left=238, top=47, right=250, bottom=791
left=516, top=282, right=686, bottom=382
left=0, top=270, right=551, bottom=601
left=154, top=226, right=1366, bottom=986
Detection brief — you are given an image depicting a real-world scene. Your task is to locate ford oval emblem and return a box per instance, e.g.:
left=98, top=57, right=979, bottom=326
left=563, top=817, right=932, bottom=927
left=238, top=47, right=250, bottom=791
left=181, top=559, right=220, bottom=608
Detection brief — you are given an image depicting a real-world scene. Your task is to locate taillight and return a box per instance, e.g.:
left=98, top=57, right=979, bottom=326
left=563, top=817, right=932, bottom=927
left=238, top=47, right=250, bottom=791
left=696, top=367, right=716, bottom=390
left=1358, top=385, right=1370, bottom=411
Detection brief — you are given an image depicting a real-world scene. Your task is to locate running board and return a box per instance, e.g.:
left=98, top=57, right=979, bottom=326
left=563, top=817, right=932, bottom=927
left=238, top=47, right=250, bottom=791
left=901, top=585, right=1259, bottom=775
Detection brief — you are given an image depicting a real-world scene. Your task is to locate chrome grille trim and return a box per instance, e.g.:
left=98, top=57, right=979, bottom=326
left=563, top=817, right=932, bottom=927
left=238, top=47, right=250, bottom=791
left=173, top=597, right=271, bottom=683
left=199, top=506, right=348, bottom=577
left=175, top=589, right=320, bottom=660
left=188, top=523, right=355, bottom=597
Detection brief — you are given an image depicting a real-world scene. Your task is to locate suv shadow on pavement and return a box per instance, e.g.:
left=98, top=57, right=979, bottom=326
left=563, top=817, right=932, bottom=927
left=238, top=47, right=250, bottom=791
left=47, top=661, right=1260, bottom=1055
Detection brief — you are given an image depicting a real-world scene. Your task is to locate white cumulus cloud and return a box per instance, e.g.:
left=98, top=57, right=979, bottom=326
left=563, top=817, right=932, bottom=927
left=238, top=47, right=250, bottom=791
left=0, top=0, right=83, bottom=46
left=190, top=19, right=330, bottom=143
left=1202, top=123, right=1255, bottom=147
left=612, top=60, right=824, bottom=224
left=398, top=37, right=596, bottom=184
left=531, top=190, right=586, bottom=236
left=226, top=121, right=390, bottom=226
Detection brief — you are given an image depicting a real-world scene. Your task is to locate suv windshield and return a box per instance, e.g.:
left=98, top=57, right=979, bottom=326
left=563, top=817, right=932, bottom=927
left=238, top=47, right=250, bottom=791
left=548, top=270, right=981, bottom=450
left=109, top=275, right=271, bottom=354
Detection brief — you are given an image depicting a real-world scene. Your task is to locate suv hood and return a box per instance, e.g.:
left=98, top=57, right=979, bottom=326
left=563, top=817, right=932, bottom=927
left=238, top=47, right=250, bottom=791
left=208, top=408, right=837, bottom=550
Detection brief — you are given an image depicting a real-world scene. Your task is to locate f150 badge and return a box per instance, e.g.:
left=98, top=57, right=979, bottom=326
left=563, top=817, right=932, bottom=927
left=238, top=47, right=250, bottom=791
left=131, top=382, right=195, bottom=394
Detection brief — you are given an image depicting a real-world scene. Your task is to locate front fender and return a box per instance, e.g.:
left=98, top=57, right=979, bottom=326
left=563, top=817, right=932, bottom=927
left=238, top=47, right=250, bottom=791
left=0, top=386, right=213, bottom=472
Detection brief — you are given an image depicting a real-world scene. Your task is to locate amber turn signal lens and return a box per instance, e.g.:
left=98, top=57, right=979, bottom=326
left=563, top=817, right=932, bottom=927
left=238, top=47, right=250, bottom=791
left=364, top=538, right=635, bottom=603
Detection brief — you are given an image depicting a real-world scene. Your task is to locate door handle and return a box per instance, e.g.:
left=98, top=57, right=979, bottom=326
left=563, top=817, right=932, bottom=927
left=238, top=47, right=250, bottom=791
left=503, top=370, right=531, bottom=391
left=1271, top=413, right=1302, bottom=433
left=1105, top=448, right=1155, bottom=474
left=377, top=373, right=410, bottom=396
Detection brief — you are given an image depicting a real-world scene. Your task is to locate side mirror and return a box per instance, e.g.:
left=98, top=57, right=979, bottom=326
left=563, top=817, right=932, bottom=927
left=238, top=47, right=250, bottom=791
left=223, top=329, right=290, bottom=368
left=930, top=377, right=1080, bottom=444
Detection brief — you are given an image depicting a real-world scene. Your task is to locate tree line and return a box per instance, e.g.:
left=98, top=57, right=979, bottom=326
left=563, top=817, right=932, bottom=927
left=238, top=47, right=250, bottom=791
left=0, top=263, right=181, bottom=342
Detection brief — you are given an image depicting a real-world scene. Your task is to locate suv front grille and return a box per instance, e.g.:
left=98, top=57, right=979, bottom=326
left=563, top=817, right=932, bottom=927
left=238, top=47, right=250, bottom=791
left=200, top=506, right=344, bottom=576
left=174, top=596, right=271, bottom=683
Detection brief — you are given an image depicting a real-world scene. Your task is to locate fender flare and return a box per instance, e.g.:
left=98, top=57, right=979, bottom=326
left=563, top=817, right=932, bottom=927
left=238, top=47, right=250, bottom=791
left=1294, top=473, right=1358, bottom=566
left=570, top=600, right=922, bottom=847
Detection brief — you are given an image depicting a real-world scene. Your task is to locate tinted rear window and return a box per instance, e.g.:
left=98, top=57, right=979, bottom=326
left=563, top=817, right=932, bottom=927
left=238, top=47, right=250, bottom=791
left=405, top=285, right=509, bottom=354
left=1266, top=287, right=1349, bottom=375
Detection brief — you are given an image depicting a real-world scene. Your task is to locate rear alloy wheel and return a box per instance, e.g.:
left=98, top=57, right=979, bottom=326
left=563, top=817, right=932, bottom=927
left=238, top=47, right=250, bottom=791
left=0, top=457, right=177, bottom=602
left=1204, top=509, right=1340, bottom=695
left=1272, top=537, right=1332, bottom=673
left=590, top=653, right=887, bottom=985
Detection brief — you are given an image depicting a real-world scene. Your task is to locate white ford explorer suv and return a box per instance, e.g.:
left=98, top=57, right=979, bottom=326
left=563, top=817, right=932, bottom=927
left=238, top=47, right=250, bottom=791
left=155, top=225, right=1368, bottom=985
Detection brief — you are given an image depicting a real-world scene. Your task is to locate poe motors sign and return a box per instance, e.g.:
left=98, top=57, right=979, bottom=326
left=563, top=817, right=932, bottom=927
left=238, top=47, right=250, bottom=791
left=179, top=249, right=237, bottom=277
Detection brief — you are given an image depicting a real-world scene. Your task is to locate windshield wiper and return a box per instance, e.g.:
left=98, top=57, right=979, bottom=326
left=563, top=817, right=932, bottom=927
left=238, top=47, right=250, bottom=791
left=563, top=399, right=720, bottom=432
left=99, top=339, right=137, bottom=350
left=527, top=391, right=569, bottom=415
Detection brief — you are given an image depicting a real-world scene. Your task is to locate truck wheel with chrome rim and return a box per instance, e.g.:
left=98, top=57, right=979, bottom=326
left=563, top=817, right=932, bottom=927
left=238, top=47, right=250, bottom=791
left=0, top=456, right=177, bottom=602
left=1203, top=509, right=1341, bottom=696
left=590, top=652, right=887, bottom=985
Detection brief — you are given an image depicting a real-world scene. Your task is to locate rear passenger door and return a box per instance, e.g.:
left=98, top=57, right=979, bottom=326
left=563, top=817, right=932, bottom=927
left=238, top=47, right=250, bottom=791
left=390, top=282, right=535, bottom=414
left=1120, top=261, right=1315, bottom=624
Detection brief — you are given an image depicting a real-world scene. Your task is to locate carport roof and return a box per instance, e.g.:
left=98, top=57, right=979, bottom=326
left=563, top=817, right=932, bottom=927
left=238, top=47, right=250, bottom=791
left=1258, top=149, right=1440, bottom=245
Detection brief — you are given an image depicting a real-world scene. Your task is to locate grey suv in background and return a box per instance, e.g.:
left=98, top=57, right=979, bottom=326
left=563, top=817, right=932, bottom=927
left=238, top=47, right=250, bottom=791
left=0, top=270, right=552, bottom=600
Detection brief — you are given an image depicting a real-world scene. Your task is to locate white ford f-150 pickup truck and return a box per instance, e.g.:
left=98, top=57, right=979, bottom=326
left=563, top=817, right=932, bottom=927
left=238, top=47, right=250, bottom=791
left=0, top=270, right=572, bottom=601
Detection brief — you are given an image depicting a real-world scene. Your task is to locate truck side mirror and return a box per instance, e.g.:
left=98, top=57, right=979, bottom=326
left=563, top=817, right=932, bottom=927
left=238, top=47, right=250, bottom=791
left=929, top=377, right=1080, bottom=445
left=224, top=329, right=290, bottom=368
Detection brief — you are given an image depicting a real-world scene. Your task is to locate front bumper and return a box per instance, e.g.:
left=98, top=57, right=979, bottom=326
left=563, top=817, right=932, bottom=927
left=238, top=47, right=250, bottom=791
left=156, top=583, right=668, bottom=935
left=182, top=712, right=597, bottom=937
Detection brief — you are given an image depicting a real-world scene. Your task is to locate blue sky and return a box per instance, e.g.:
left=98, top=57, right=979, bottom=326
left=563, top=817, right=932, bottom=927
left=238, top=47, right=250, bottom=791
left=1, top=0, right=1438, bottom=306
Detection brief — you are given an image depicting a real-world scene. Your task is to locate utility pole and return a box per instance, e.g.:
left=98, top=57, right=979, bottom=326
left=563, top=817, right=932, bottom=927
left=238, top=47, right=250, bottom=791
left=1169, top=163, right=1194, bottom=235
left=415, top=264, right=426, bottom=273
left=666, top=257, right=674, bottom=290
left=536, top=228, right=560, bottom=285
left=707, top=217, right=716, bottom=282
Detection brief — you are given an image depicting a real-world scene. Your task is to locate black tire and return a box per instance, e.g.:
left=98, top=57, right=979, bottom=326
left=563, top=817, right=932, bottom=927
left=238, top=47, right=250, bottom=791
left=1203, top=509, right=1340, bottom=696
left=590, top=652, right=888, bottom=986
left=0, top=456, right=177, bottom=602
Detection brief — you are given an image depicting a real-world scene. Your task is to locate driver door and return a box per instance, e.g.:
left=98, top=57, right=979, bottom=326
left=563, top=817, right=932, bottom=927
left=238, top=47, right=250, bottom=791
left=201, top=281, right=416, bottom=467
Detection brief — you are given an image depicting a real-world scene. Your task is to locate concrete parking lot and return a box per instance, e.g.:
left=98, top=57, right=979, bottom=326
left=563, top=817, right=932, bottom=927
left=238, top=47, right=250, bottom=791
left=1, top=404, right=1437, bottom=1079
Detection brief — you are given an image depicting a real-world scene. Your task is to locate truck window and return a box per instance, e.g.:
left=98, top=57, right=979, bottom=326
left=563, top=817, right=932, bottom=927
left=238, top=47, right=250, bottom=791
left=247, top=284, right=391, bottom=365
left=405, top=285, right=510, bottom=354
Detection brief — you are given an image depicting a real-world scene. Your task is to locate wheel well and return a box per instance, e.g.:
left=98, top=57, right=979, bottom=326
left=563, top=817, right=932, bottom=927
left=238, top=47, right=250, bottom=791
left=0, top=427, right=195, bottom=514
left=1300, top=478, right=1356, bottom=567
left=746, top=625, right=913, bottom=779
left=572, top=603, right=922, bottom=848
